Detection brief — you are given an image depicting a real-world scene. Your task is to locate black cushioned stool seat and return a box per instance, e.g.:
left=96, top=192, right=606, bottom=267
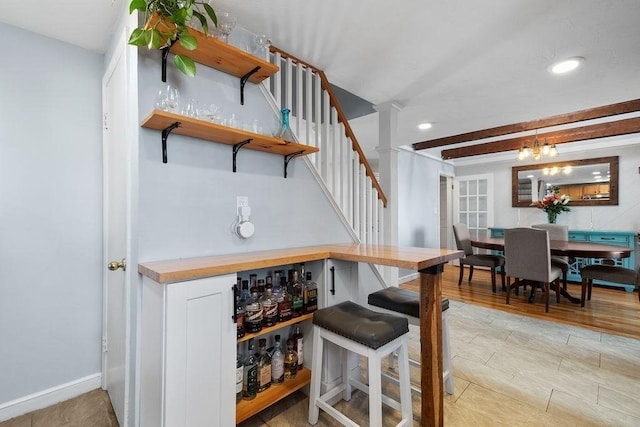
left=313, top=300, right=409, bottom=349
left=367, top=287, right=449, bottom=318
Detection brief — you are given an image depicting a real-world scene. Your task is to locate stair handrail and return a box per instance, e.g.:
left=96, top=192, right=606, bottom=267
left=270, top=46, right=387, bottom=207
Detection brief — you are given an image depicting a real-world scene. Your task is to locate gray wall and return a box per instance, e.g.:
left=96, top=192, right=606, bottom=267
left=397, top=149, right=455, bottom=277
left=455, top=141, right=640, bottom=232
left=0, top=23, right=103, bottom=403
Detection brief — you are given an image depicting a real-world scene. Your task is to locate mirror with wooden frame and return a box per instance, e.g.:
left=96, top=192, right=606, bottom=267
left=512, top=156, right=619, bottom=207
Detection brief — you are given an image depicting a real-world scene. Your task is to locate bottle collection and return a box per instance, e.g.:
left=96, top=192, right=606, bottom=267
left=235, top=264, right=318, bottom=339
left=235, top=264, right=315, bottom=404
left=237, top=326, right=304, bottom=402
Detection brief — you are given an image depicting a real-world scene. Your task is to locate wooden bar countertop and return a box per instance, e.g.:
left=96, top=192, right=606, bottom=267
left=138, top=243, right=463, bottom=283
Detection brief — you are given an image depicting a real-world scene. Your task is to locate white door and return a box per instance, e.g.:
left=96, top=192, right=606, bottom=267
left=102, top=32, right=130, bottom=426
left=454, top=174, right=494, bottom=240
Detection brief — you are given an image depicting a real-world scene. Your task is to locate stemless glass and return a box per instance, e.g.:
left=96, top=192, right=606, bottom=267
left=181, top=98, right=200, bottom=118
left=156, top=84, right=180, bottom=112
left=218, top=11, right=237, bottom=43
left=253, top=34, right=271, bottom=58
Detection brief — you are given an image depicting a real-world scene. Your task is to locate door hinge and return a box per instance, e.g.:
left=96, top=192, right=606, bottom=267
left=102, top=336, right=108, bottom=353
left=103, top=113, right=109, bottom=130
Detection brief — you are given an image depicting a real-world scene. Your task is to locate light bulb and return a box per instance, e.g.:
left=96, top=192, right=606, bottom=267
left=549, top=145, right=558, bottom=156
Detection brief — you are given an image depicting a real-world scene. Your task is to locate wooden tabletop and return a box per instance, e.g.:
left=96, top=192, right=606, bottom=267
left=471, top=236, right=633, bottom=259
left=138, top=243, right=463, bottom=283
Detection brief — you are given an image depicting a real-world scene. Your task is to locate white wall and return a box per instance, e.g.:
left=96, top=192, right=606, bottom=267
left=0, top=23, right=103, bottom=404
left=397, top=149, right=455, bottom=278
left=455, top=140, right=640, bottom=232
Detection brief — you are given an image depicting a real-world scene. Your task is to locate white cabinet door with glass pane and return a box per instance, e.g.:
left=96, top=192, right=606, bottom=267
left=454, top=174, right=494, bottom=239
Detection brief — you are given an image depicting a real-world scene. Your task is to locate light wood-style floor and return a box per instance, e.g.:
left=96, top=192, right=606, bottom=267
left=2, top=264, right=639, bottom=426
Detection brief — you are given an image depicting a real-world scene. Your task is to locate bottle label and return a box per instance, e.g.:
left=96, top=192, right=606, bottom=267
left=278, top=301, right=292, bottom=321
left=263, top=302, right=277, bottom=318
left=272, top=357, right=284, bottom=381
left=236, top=312, right=244, bottom=329
left=292, top=297, right=303, bottom=311
left=304, top=289, right=318, bottom=312
left=245, top=309, right=263, bottom=323
left=235, top=366, right=243, bottom=394
left=297, top=338, right=304, bottom=366
left=259, top=365, right=272, bottom=387
left=244, top=365, right=258, bottom=395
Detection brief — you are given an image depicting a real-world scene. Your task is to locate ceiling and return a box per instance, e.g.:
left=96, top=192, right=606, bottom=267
left=2, top=0, right=639, bottom=166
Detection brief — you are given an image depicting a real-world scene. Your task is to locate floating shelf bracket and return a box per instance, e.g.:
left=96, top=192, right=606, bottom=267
left=240, top=66, right=261, bottom=105
left=161, top=39, right=180, bottom=83
left=161, top=122, right=181, bottom=163
left=284, top=150, right=305, bottom=178
left=232, top=139, right=252, bottom=172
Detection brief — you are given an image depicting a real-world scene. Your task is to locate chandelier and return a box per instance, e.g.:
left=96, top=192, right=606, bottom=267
left=517, top=136, right=558, bottom=161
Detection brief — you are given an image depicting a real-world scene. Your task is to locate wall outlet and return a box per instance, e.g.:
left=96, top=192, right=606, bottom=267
left=237, top=196, right=249, bottom=209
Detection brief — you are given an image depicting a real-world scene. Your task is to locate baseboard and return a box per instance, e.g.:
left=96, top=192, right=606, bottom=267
left=0, top=373, right=102, bottom=422
left=399, top=272, right=418, bottom=284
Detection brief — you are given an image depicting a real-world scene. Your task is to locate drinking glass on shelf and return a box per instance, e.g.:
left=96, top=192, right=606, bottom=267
left=217, top=10, right=237, bottom=43
left=200, top=103, right=222, bottom=123
left=181, top=98, right=200, bottom=118
left=253, top=34, right=271, bottom=58
left=155, top=84, right=180, bottom=113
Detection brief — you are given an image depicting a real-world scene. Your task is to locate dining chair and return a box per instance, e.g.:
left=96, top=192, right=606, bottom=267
left=579, top=265, right=640, bottom=306
left=452, top=223, right=505, bottom=293
left=532, top=224, right=569, bottom=290
left=504, top=227, right=562, bottom=312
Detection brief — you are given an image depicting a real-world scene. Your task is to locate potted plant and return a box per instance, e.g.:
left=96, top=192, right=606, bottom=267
left=127, top=0, right=217, bottom=76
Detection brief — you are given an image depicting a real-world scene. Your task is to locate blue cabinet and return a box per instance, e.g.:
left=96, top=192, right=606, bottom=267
left=490, top=228, right=636, bottom=292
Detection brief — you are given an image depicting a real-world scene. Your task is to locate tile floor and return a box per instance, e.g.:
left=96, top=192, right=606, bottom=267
left=3, top=300, right=640, bottom=426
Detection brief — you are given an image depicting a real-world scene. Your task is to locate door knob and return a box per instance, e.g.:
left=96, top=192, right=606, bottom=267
left=108, top=259, right=126, bottom=271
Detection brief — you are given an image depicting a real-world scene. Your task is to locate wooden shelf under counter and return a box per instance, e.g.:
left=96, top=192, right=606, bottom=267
left=236, top=368, right=311, bottom=424
left=238, top=313, right=313, bottom=344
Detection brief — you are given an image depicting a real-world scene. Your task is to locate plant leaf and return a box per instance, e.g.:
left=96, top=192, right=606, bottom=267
left=193, top=11, right=208, bottom=34
left=129, top=0, right=146, bottom=14
left=128, top=28, right=147, bottom=46
left=174, top=55, right=196, bottom=77
left=148, top=29, right=166, bottom=50
left=203, top=4, right=217, bottom=27
left=179, top=34, right=198, bottom=51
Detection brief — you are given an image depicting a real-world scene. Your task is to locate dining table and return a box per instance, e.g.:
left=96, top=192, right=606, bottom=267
left=470, top=236, right=634, bottom=304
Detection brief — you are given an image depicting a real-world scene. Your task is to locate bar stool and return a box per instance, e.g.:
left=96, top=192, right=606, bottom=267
left=308, top=301, right=413, bottom=427
left=368, top=287, right=454, bottom=395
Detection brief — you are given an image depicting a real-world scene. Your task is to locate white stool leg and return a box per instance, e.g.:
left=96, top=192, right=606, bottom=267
left=342, top=347, right=352, bottom=401
left=397, top=339, right=413, bottom=424
left=442, top=311, right=454, bottom=395
left=308, top=327, right=323, bottom=425
left=367, top=347, right=383, bottom=427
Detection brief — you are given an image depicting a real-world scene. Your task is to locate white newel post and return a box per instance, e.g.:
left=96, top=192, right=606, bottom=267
left=375, top=101, right=402, bottom=287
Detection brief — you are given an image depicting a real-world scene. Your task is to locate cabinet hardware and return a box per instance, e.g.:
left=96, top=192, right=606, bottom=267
left=232, top=285, right=237, bottom=323
left=330, top=266, right=335, bottom=295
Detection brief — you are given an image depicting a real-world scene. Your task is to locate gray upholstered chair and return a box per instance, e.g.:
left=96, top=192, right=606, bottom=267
left=452, top=223, right=505, bottom=293
left=580, top=265, right=640, bottom=306
left=504, top=227, right=562, bottom=312
left=532, top=224, right=569, bottom=290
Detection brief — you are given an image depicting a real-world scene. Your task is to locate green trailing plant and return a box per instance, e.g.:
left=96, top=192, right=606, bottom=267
left=128, top=0, right=217, bottom=77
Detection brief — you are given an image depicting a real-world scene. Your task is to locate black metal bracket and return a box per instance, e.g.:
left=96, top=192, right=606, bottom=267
left=240, top=66, right=261, bottom=105
left=161, top=39, right=179, bottom=83
left=330, top=266, right=336, bottom=295
left=232, top=140, right=252, bottom=172
left=284, top=150, right=305, bottom=178
left=161, top=122, right=181, bottom=163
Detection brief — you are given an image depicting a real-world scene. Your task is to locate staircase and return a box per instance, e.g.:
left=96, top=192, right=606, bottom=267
left=263, top=46, right=387, bottom=245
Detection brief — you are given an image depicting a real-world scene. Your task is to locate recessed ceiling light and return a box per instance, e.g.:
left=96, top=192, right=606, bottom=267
left=527, top=175, right=534, bottom=178
left=549, top=57, right=584, bottom=74
left=417, top=122, right=432, bottom=130
left=592, top=171, right=601, bottom=175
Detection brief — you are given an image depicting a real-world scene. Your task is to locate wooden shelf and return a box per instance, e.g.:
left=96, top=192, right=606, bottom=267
left=140, top=109, right=318, bottom=173
left=238, top=313, right=313, bottom=343
left=171, top=27, right=279, bottom=84
left=236, top=367, right=311, bottom=424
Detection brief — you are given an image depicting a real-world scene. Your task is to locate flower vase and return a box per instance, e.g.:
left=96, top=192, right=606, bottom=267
left=547, top=211, right=557, bottom=224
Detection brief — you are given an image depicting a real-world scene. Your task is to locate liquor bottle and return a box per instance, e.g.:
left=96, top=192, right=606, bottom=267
left=239, top=279, right=251, bottom=307
left=288, top=269, right=304, bottom=318
left=242, top=339, right=258, bottom=400
left=257, top=279, right=266, bottom=299
left=292, top=324, right=304, bottom=368
left=261, top=282, right=278, bottom=327
left=257, top=338, right=272, bottom=392
left=303, top=271, right=318, bottom=313
left=249, top=274, right=258, bottom=295
left=271, top=334, right=285, bottom=384
left=245, top=286, right=263, bottom=333
left=235, top=285, right=245, bottom=338
left=276, top=108, right=297, bottom=144
left=283, top=338, right=298, bottom=380
left=235, top=347, right=243, bottom=403
left=277, top=276, right=292, bottom=322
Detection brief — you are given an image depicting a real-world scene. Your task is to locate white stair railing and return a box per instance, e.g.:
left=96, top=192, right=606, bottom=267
left=266, top=47, right=387, bottom=245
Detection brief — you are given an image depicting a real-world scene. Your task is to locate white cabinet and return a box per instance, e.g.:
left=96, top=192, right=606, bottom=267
left=140, top=273, right=237, bottom=426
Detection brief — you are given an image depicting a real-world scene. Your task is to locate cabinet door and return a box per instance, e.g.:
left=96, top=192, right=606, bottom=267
left=165, top=274, right=236, bottom=427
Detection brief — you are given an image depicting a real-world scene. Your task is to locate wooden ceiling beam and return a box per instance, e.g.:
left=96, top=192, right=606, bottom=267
left=440, top=117, right=640, bottom=159
left=413, top=98, right=640, bottom=150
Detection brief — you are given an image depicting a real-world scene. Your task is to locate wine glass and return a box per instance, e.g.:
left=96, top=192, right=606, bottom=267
left=217, top=11, right=237, bottom=43
left=181, top=98, right=200, bottom=118
left=155, top=84, right=180, bottom=112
